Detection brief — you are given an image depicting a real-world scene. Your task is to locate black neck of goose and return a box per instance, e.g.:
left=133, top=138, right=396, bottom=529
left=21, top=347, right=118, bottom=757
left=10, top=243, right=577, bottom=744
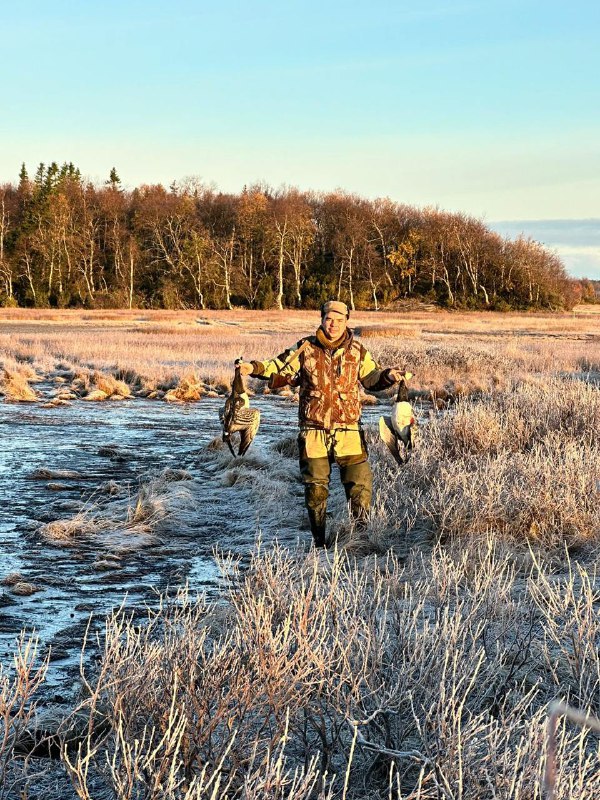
left=396, top=379, right=408, bottom=403
left=233, top=367, right=245, bottom=395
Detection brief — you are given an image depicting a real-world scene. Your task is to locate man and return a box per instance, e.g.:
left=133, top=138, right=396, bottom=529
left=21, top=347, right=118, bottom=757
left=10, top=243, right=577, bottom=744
left=239, top=301, right=406, bottom=547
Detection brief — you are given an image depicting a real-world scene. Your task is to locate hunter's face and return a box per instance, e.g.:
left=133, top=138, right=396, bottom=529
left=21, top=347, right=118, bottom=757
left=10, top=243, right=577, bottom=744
left=321, top=312, right=347, bottom=339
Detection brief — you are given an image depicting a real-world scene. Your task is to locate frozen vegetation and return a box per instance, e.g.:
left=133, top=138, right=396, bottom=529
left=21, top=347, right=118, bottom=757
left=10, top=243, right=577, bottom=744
left=0, top=308, right=599, bottom=798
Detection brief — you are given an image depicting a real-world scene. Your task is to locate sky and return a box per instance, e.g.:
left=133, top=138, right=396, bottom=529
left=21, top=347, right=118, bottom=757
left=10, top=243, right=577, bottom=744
left=2, top=1, right=599, bottom=277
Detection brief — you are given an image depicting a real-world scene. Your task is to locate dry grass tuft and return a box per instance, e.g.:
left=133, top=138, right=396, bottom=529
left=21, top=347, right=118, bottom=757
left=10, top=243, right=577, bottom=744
left=0, top=635, right=48, bottom=793
left=332, top=524, right=390, bottom=556
left=1, top=571, right=25, bottom=586
left=80, top=371, right=132, bottom=401
left=38, top=515, right=97, bottom=543
left=97, top=444, right=131, bottom=461
left=272, top=435, right=299, bottom=459
left=41, top=398, right=72, bottom=408
left=82, top=388, right=109, bottom=401
left=93, top=372, right=131, bottom=398
left=10, top=581, right=40, bottom=596
left=29, top=468, right=83, bottom=480
left=163, top=373, right=205, bottom=402
left=0, top=366, right=39, bottom=402
left=38, top=472, right=197, bottom=552
left=162, top=468, right=193, bottom=482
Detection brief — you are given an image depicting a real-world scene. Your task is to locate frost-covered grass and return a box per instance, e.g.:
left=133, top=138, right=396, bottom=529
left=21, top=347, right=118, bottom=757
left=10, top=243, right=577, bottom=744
left=4, top=543, right=600, bottom=798
left=2, top=308, right=600, bottom=797
left=368, top=377, right=600, bottom=552
left=47, top=543, right=600, bottom=799
left=1, top=307, right=599, bottom=400
left=38, top=470, right=196, bottom=553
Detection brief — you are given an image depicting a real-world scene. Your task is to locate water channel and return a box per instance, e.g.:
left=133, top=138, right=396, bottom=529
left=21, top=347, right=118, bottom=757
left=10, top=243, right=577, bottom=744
left=0, top=394, right=384, bottom=700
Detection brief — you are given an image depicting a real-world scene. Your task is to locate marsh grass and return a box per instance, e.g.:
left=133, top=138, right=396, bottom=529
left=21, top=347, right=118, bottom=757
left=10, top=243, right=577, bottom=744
left=163, top=373, right=205, bottom=402
left=2, top=308, right=599, bottom=402
left=368, top=377, right=600, bottom=551
left=4, top=308, right=600, bottom=797
left=0, top=364, right=39, bottom=402
left=89, top=372, right=132, bottom=399
left=53, top=543, right=600, bottom=799
left=334, top=382, right=595, bottom=558
left=38, top=471, right=196, bottom=552
left=354, top=325, right=421, bottom=338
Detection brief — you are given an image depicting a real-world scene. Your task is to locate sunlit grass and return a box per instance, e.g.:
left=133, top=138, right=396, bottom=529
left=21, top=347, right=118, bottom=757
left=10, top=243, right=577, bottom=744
left=1, top=307, right=599, bottom=399
left=2, top=307, right=600, bottom=797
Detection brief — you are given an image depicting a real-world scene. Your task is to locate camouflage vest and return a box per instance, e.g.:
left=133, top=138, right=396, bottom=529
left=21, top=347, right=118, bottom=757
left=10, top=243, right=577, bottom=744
left=298, top=334, right=364, bottom=429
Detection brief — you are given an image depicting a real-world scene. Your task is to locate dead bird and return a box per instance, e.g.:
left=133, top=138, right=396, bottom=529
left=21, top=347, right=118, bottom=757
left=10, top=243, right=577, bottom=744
left=220, top=361, right=260, bottom=456
left=379, top=374, right=418, bottom=465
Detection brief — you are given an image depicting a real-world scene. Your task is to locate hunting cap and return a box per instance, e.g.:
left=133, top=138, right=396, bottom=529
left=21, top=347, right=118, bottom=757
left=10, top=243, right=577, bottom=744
left=321, top=300, right=349, bottom=318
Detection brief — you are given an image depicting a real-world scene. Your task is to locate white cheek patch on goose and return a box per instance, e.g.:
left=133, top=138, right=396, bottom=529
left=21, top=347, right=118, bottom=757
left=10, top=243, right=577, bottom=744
left=379, top=378, right=418, bottom=466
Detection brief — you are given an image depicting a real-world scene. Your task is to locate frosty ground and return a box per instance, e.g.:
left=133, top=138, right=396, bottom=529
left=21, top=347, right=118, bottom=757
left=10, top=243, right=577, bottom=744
left=1, top=307, right=599, bottom=799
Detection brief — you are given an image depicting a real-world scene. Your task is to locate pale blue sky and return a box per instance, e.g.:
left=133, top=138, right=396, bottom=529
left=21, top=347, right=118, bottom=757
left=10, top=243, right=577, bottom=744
left=2, top=1, right=599, bottom=276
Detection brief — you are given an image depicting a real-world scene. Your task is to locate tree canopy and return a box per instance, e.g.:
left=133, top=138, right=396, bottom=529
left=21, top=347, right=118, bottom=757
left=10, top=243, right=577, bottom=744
left=0, top=163, right=584, bottom=311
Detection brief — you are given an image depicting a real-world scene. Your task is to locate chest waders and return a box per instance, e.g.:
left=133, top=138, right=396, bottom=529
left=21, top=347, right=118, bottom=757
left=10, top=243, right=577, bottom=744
left=298, top=426, right=372, bottom=548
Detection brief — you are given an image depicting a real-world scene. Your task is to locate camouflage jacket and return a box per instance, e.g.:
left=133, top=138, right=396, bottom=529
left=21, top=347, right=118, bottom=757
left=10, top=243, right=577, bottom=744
left=251, top=329, right=394, bottom=429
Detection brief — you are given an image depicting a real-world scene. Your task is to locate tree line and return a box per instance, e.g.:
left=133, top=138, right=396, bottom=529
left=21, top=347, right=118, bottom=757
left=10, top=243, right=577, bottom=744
left=0, top=162, right=587, bottom=311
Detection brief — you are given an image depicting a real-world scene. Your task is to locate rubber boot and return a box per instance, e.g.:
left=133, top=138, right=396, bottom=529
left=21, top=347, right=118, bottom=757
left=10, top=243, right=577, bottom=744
left=306, top=484, right=327, bottom=547
left=310, top=523, right=327, bottom=547
left=299, top=451, right=331, bottom=548
left=340, top=460, right=372, bottom=531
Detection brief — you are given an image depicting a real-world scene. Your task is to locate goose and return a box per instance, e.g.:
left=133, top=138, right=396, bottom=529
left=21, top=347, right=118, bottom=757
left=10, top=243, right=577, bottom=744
left=379, top=374, right=418, bottom=465
left=220, top=362, right=261, bottom=456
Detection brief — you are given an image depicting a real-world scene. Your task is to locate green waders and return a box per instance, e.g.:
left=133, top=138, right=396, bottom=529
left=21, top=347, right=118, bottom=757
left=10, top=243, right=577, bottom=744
left=298, top=430, right=373, bottom=547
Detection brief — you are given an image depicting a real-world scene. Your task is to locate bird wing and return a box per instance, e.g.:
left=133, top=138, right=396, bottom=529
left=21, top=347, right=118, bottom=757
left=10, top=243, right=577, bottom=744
left=379, top=416, right=405, bottom=466
left=220, top=396, right=236, bottom=454
left=237, top=409, right=261, bottom=456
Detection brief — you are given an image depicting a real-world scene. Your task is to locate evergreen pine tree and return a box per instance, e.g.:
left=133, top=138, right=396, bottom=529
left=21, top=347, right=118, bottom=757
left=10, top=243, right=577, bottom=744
left=107, top=167, right=121, bottom=189
left=34, top=162, right=45, bottom=188
left=44, top=162, right=59, bottom=192
left=18, top=162, right=29, bottom=187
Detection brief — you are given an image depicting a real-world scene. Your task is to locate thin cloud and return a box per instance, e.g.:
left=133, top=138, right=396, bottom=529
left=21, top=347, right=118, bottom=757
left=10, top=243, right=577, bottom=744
left=556, top=247, right=600, bottom=281
left=491, top=219, right=600, bottom=247
left=489, top=219, right=600, bottom=279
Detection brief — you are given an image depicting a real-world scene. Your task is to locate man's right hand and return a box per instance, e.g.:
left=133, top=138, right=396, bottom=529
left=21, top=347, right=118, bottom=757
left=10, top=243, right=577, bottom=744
left=238, top=361, right=254, bottom=376
left=388, top=369, right=412, bottom=383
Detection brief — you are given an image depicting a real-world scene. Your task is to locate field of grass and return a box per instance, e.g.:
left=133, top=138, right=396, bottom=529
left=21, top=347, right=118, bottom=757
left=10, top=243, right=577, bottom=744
left=1, top=307, right=599, bottom=798
left=1, top=306, right=599, bottom=402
